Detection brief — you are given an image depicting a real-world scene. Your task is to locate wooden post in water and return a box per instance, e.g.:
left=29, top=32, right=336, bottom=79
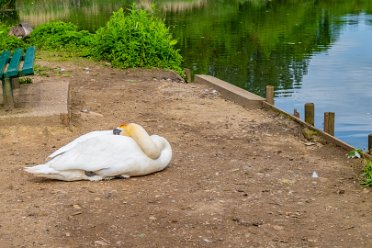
left=324, top=112, right=335, bottom=136
left=304, top=103, right=314, bottom=126
left=3, top=78, right=14, bottom=109
left=265, top=85, right=274, bottom=105
left=368, top=134, right=372, bottom=153
left=184, top=68, right=192, bottom=83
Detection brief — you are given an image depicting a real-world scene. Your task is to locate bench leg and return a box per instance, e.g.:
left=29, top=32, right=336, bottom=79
left=12, top=78, right=20, bottom=89
left=2, top=78, right=14, bottom=109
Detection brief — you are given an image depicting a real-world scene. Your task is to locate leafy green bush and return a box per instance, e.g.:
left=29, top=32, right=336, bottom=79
left=0, top=24, right=25, bottom=50
left=361, top=159, right=372, bottom=186
left=29, top=21, right=93, bottom=56
left=92, top=6, right=183, bottom=75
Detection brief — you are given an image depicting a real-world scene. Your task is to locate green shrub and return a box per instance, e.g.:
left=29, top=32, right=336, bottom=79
left=92, top=6, right=183, bottom=75
left=361, top=159, right=372, bottom=186
left=29, top=21, right=93, bottom=56
left=0, top=24, right=26, bottom=50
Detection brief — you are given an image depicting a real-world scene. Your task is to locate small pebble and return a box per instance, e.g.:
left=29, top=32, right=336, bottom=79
left=312, top=171, right=319, bottom=178
left=73, top=204, right=82, bottom=210
left=94, top=240, right=108, bottom=246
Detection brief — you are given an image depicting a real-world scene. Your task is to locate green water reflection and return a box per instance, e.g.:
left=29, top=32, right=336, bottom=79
left=165, top=0, right=372, bottom=96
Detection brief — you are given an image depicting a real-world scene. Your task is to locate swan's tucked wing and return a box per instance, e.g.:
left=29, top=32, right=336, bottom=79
left=47, top=135, right=144, bottom=172
left=48, top=130, right=114, bottom=159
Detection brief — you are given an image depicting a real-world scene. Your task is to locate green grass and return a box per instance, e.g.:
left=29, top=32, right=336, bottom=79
left=34, top=64, right=54, bottom=77
left=18, top=77, right=32, bottom=84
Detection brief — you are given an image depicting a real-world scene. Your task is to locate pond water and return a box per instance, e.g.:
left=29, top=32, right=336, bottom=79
left=10, top=0, right=372, bottom=149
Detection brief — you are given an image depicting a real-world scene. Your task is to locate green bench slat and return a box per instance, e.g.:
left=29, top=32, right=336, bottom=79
left=0, top=50, right=11, bottom=78
left=22, top=46, right=35, bottom=76
left=5, top=48, right=23, bottom=78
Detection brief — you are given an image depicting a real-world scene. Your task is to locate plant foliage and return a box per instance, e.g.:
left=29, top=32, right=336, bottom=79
left=0, top=24, right=25, bottom=50
left=361, top=159, right=372, bottom=186
left=91, top=6, right=183, bottom=74
left=29, top=21, right=93, bottom=56
left=347, top=148, right=363, bottom=159
left=0, top=0, right=15, bottom=10
left=0, top=5, right=183, bottom=75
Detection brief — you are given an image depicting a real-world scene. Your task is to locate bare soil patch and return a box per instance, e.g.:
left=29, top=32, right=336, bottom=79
left=0, top=58, right=371, bottom=247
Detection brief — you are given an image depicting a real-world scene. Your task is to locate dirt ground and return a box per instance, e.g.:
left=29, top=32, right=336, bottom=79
left=0, top=57, right=371, bottom=248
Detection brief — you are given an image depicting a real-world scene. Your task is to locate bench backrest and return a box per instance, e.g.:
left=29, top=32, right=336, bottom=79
left=22, top=46, right=35, bottom=76
left=0, top=46, right=35, bottom=79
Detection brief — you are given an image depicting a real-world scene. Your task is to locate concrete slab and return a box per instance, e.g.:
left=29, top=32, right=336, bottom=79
left=195, top=74, right=265, bottom=109
left=0, top=80, right=70, bottom=126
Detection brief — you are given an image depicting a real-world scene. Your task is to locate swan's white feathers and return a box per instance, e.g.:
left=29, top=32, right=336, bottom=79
left=25, top=123, right=172, bottom=181
left=48, top=130, right=114, bottom=159
left=48, top=135, right=145, bottom=172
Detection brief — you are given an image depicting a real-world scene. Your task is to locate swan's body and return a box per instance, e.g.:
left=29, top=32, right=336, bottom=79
left=24, top=123, right=172, bottom=181
left=48, top=130, right=114, bottom=159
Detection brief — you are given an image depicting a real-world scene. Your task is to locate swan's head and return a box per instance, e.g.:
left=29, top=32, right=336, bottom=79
left=113, top=123, right=129, bottom=136
left=113, top=123, right=139, bottom=136
left=113, top=123, right=164, bottom=160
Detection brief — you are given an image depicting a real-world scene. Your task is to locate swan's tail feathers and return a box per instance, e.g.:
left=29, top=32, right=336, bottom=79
left=24, top=164, right=59, bottom=177
left=24, top=164, right=94, bottom=181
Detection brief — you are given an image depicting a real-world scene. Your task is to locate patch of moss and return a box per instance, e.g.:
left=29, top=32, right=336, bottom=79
left=18, top=77, right=32, bottom=84
left=302, top=127, right=326, bottom=144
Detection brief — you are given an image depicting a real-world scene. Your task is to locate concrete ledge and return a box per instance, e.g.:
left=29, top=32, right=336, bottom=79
left=195, top=74, right=356, bottom=152
left=0, top=80, right=70, bottom=126
left=195, top=74, right=265, bottom=109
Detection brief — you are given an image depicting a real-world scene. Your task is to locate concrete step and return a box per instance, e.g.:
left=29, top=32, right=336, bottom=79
left=0, top=80, right=70, bottom=126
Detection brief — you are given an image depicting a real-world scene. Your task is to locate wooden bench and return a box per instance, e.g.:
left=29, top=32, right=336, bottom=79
left=1, top=46, right=36, bottom=109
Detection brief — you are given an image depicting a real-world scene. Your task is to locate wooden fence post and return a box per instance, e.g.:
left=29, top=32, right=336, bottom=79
left=368, top=134, right=372, bottom=153
left=304, top=103, right=314, bottom=126
left=265, top=85, right=274, bottom=105
left=184, top=68, right=192, bottom=83
left=324, top=112, right=335, bottom=136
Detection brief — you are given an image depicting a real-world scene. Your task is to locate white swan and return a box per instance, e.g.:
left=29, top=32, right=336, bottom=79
left=24, top=123, right=172, bottom=181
